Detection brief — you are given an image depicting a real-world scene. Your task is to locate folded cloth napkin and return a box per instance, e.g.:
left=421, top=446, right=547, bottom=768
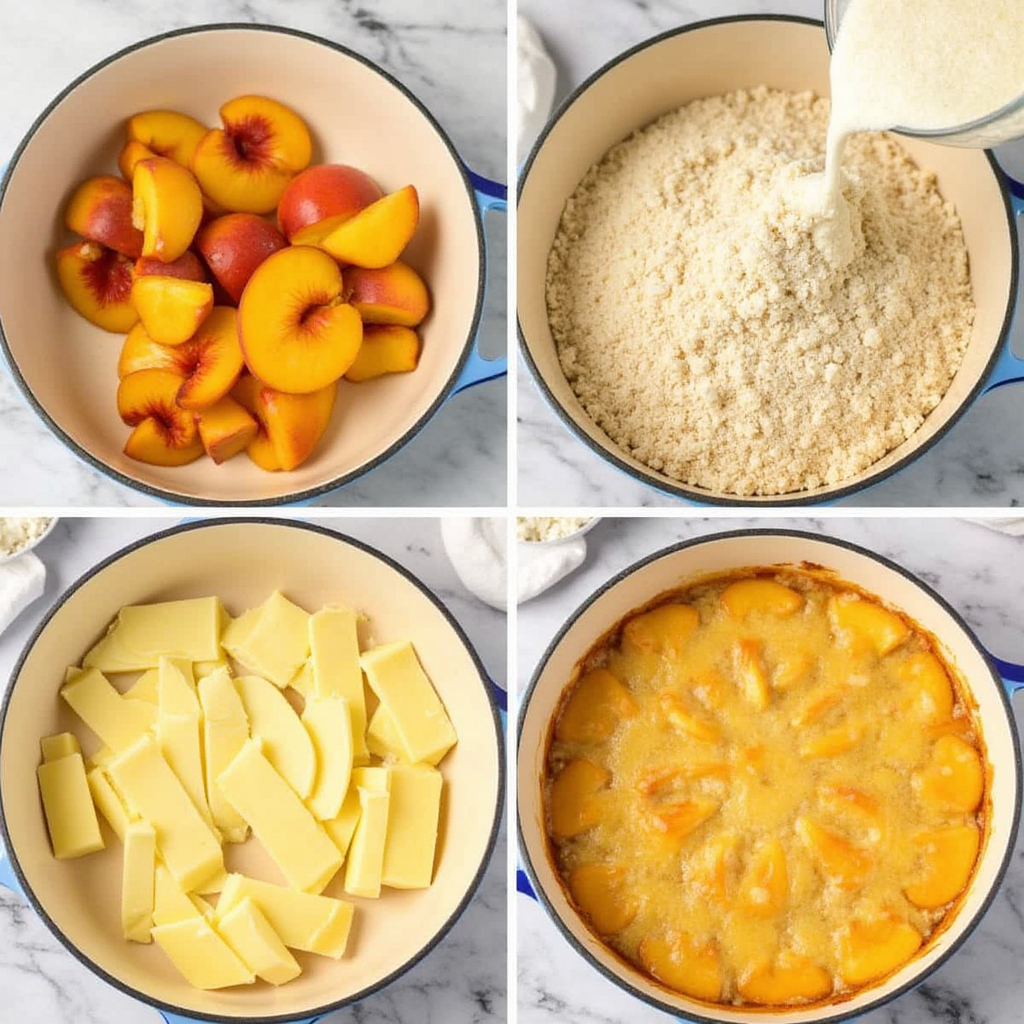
left=519, top=537, right=587, bottom=604
left=0, top=552, right=46, bottom=638
left=441, top=518, right=508, bottom=612
left=517, top=16, right=557, bottom=165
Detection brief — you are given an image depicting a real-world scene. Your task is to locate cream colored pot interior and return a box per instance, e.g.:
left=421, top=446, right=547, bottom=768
left=1, top=522, right=501, bottom=1020
left=518, top=19, right=1015, bottom=503
left=0, top=27, right=482, bottom=503
left=518, top=532, right=1018, bottom=1022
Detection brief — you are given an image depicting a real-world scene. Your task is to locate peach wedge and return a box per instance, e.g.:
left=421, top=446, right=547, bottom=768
left=56, top=241, right=138, bottom=333
left=132, top=275, right=213, bottom=346
left=344, top=325, right=421, bottom=383
left=196, top=395, right=259, bottom=464
left=346, top=261, right=430, bottom=327
left=320, top=185, right=419, bottom=269
left=127, top=110, right=208, bottom=169
left=65, top=175, right=144, bottom=260
left=278, top=163, right=383, bottom=242
left=176, top=307, right=245, bottom=410
left=117, top=368, right=203, bottom=467
left=239, top=246, right=362, bottom=393
left=132, top=156, right=205, bottom=263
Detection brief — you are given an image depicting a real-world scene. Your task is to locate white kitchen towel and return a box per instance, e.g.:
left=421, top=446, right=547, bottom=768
left=442, top=518, right=508, bottom=611
left=0, top=552, right=46, bottom=639
left=517, top=16, right=557, bottom=165
left=518, top=538, right=587, bottom=604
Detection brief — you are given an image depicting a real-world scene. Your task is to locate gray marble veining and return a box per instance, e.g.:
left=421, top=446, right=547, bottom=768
left=0, top=515, right=506, bottom=1023
left=517, top=516, right=1024, bottom=1024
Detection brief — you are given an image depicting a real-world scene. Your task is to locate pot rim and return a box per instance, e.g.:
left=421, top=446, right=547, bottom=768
left=0, top=22, right=489, bottom=507
left=0, top=517, right=505, bottom=1023
left=516, top=526, right=1022, bottom=1023
left=516, top=14, right=1020, bottom=507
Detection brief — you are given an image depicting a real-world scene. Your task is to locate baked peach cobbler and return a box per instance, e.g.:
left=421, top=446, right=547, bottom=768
left=542, top=570, right=988, bottom=1008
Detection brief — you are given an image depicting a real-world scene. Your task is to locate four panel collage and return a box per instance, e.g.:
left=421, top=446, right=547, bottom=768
left=0, top=1, right=1021, bottom=1023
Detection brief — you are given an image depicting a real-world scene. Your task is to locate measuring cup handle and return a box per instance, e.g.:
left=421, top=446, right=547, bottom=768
left=981, top=188, right=1024, bottom=394
left=991, top=653, right=1024, bottom=698
left=0, top=839, right=23, bottom=896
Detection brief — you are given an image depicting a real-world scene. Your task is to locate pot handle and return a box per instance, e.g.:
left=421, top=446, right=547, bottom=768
left=159, top=1016, right=321, bottom=1024
left=452, top=169, right=508, bottom=395
left=981, top=185, right=1024, bottom=395
left=0, top=838, right=23, bottom=897
left=992, top=653, right=1024, bottom=697
left=517, top=866, right=538, bottom=901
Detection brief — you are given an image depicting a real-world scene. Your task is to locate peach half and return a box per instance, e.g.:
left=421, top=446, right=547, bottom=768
left=278, top=163, right=383, bottom=242
left=55, top=241, right=138, bottom=333
left=195, top=213, right=288, bottom=305
left=320, top=185, right=419, bottom=269
left=127, top=110, right=208, bottom=169
left=131, top=275, right=213, bottom=346
left=64, top=175, right=144, bottom=260
left=196, top=395, right=259, bottom=464
left=117, top=368, right=204, bottom=467
left=132, top=157, right=204, bottom=263
left=346, top=261, right=430, bottom=326
left=238, top=246, right=362, bottom=394
left=192, top=95, right=312, bottom=215
left=344, top=325, right=421, bottom=383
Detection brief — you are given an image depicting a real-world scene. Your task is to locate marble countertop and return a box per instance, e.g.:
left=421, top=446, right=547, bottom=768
left=516, top=0, right=1024, bottom=507
left=0, top=0, right=506, bottom=508
left=517, top=515, right=1024, bottom=1024
left=0, top=515, right=506, bottom=1023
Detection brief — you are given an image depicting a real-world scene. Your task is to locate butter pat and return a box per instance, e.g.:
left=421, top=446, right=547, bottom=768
left=360, top=641, right=457, bottom=765
left=151, top=917, right=254, bottom=990
left=125, top=669, right=160, bottom=704
left=154, top=864, right=206, bottom=927
left=40, top=732, right=81, bottom=763
left=217, top=739, right=342, bottom=893
left=287, top=659, right=314, bottom=698
left=366, top=704, right=408, bottom=763
left=117, top=597, right=223, bottom=664
left=198, top=667, right=250, bottom=843
left=108, top=734, right=224, bottom=892
left=37, top=752, right=105, bottom=859
left=382, top=765, right=443, bottom=889
left=87, top=765, right=134, bottom=842
left=302, top=696, right=353, bottom=820
left=344, top=787, right=390, bottom=899
left=122, top=821, right=156, bottom=943
left=223, top=592, right=310, bottom=688
left=217, top=896, right=301, bottom=986
left=323, top=765, right=389, bottom=855
left=309, top=607, right=368, bottom=763
left=61, top=668, right=157, bottom=752
left=217, top=874, right=355, bottom=958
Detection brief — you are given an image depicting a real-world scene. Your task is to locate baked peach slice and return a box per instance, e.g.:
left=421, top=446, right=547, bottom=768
left=278, top=164, right=384, bottom=242
left=913, top=734, right=984, bottom=813
left=65, top=175, right=144, bottom=260
left=660, top=692, right=720, bottom=744
left=837, top=916, right=922, bottom=987
left=738, top=953, right=833, bottom=1005
left=346, top=261, right=430, bottom=326
left=56, top=242, right=138, bottom=333
left=896, top=651, right=955, bottom=724
left=688, top=832, right=739, bottom=905
left=738, top=839, right=788, bottom=917
left=555, top=667, right=636, bottom=745
left=195, top=213, right=287, bottom=304
left=721, top=579, right=803, bottom=619
left=117, top=368, right=204, bottom=467
left=904, top=824, right=979, bottom=909
left=127, top=110, right=208, bottom=169
left=548, top=758, right=610, bottom=840
left=733, top=638, right=770, bottom=710
left=239, top=246, right=362, bottom=393
left=344, top=324, right=421, bottom=383
left=648, top=799, right=720, bottom=844
left=567, top=863, right=637, bottom=935
left=622, top=604, right=699, bottom=658
left=192, top=96, right=312, bottom=214
left=196, top=395, right=259, bottom=465
left=799, top=721, right=863, bottom=759
left=830, top=595, right=910, bottom=656
left=795, top=817, right=869, bottom=888
left=132, top=156, right=204, bottom=263
left=131, top=275, right=213, bottom=346
left=320, top=185, right=419, bottom=269
left=638, top=933, right=723, bottom=1002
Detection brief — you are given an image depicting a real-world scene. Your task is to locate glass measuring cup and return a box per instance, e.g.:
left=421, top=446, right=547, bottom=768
left=824, top=0, right=1024, bottom=148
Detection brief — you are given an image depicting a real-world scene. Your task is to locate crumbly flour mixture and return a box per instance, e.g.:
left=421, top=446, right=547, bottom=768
left=546, top=87, right=974, bottom=496
left=0, top=517, right=53, bottom=557
left=517, top=516, right=594, bottom=543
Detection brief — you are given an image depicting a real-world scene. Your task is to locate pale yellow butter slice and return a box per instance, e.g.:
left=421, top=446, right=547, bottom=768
left=125, top=669, right=160, bottom=704
left=217, top=739, right=342, bottom=894
left=217, top=896, right=301, bottom=986
left=382, top=765, right=443, bottom=889
left=302, top=696, right=353, bottom=820
left=152, top=917, right=254, bottom=990
left=287, top=659, right=314, bottom=698
left=198, top=667, right=250, bottom=843
left=367, top=705, right=454, bottom=767
left=116, top=597, right=223, bottom=663
left=309, top=606, right=369, bottom=763
left=153, top=864, right=206, bottom=927
left=217, top=874, right=355, bottom=958
left=322, top=765, right=389, bottom=856
left=360, top=641, right=457, bottom=765
left=122, top=821, right=156, bottom=943
left=223, top=592, right=310, bottom=688
left=61, top=668, right=157, bottom=752
left=195, top=657, right=231, bottom=680
left=108, top=734, right=224, bottom=893
left=344, top=787, right=390, bottom=899
left=37, top=752, right=105, bottom=859
left=82, top=627, right=158, bottom=674
left=87, top=765, right=135, bottom=842
left=40, top=732, right=81, bottom=763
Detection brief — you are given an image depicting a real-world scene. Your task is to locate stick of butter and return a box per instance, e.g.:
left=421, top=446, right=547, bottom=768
left=87, top=765, right=135, bottom=842
left=151, top=916, right=255, bottom=990
left=217, top=874, right=355, bottom=958
left=217, top=896, right=301, bottom=986
left=61, top=668, right=157, bottom=753
left=360, top=641, right=457, bottom=765
left=323, top=765, right=389, bottom=857
left=122, top=821, right=156, bottom=943
left=108, top=734, right=224, bottom=893
left=217, top=739, right=342, bottom=894
left=37, top=752, right=105, bottom=859
left=223, top=592, right=310, bottom=688
left=40, top=732, right=80, bottom=763
left=343, top=787, right=390, bottom=899
left=198, top=667, right=251, bottom=844
left=381, top=765, right=443, bottom=890
left=309, top=607, right=369, bottom=764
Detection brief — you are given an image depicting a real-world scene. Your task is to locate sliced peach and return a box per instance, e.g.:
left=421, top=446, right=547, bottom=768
left=904, top=824, right=979, bottom=909
left=134, top=250, right=207, bottom=283
left=837, top=916, right=922, bottom=987
left=548, top=759, right=610, bottom=840
left=278, top=163, right=384, bottom=241
left=56, top=241, right=138, bottom=333
left=346, top=261, right=430, bottom=327
left=118, top=323, right=178, bottom=377
left=691, top=668, right=728, bottom=712
left=799, top=721, right=863, bottom=760
left=790, top=686, right=843, bottom=728
left=567, top=864, right=637, bottom=935
left=231, top=374, right=280, bottom=471
left=738, top=953, right=833, bottom=1006
left=733, top=638, right=770, bottom=709
left=897, top=652, right=955, bottom=724
left=636, top=762, right=728, bottom=796
left=738, top=839, right=788, bottom=917
left=818, top=784, right=882, bottom=832
left=830, top=595, right=910, bottom=656
left=659, top=692, right=720, bottom=744
left=192, top=95, right=312, bottom=214
left=131, top=275, right=213, bottom=346
left=320, top=185, right=420, bottom=269
left=117, top=369, right=203, bottom=467
left=556, top=667, right=636, bottom=745
left=174, top=307, right=244, bottom=410
left=238, top=245, right=362, bottom=393
left=124, top=417, right=205, bottom=467
left=118, top=140, right=157, bottom=182
left=795, top=817, right=869, bottom=888
left=721, top=579, right=803, bottom=619
left=196, top=395, right=259, bottom=464
left=913, top=734, right=984, bottom=813
left=773, top=645, right=814, bottom=690
left=689, top=832, right=739, bottom=905
left=65, top=175, right=143, bottom=259
left=195, top=213, right=287, bottom=304
left=127, top=109, right=208, bottom=168
left=132, top=156, right=204, bottom=263
left=638, top=933, right=723, bottom=1002
left=622, top=604, right=699, bottom=657
left=648, top=799, right=719, bottom=844
left=344, top=324, right=421, bottom=383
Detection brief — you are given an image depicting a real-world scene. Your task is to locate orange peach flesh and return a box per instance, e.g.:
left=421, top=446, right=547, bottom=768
left=320, top=185, right=419, bottom=269
left=131, top=156, right=204, bottom=263
left=131, top=276, right=213, bottom=347
left=347, top=260, right=430, bottom=326
left=174, top=306, right=245, bottom=410
left=118, top=140, right=157, bottom=182
left=196, top=395, right=259, bottom=464
left=64, top=176, right=144, bottom=260
left=117, top=368, right=203, bottom=467
left=277, top=163, right=383, bottom=241
left=126, top=110, right=208, bottom=168
left=134, top=251, right=207, bottom=282
left=56, top=241, right=139, bottom=333
left=344, top=325, right=421, bottom=382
